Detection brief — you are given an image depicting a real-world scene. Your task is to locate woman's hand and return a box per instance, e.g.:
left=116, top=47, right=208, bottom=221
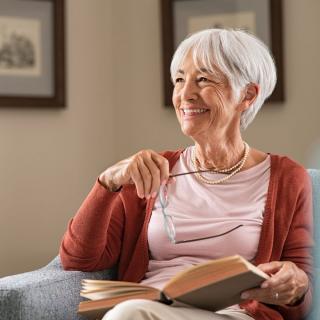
left=241, top=261, right=309, bottom=305
left=99, top=150, right=170, bottom=198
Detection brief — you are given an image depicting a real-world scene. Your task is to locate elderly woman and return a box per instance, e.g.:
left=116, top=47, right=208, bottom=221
left=60, top=29, right=313, bottom=320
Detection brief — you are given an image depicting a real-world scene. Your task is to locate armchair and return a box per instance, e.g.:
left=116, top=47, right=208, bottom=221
left=1, top=170, right=319, bottom=320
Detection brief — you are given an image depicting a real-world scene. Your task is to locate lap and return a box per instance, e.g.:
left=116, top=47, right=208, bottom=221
left=102, top=299, right=254, bottom=320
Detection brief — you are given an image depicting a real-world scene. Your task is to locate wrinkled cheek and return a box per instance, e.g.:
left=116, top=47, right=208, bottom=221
left=212, top=90, right=227, bottom=122
left=215, top=88, right=227, bottom=109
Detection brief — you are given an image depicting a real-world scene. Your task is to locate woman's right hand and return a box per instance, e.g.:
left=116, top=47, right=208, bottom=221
left=99, top=150, right=170, bottom=199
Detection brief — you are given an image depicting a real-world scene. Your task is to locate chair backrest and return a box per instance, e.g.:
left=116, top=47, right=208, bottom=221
left=307, top=169, right=320, bottom=320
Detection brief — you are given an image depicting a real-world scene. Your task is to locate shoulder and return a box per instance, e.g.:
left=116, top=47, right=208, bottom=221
left=271, top=154, right=308, bottom=176
left=270, top=154, right=311, bottom=192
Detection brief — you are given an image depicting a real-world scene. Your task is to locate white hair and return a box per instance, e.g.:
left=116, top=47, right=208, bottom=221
left=170, top=29, right=277, bottom=130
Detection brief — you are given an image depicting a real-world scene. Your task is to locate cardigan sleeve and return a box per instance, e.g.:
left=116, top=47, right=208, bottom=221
left=59, top=179, right=125, bottom=271
left=275, top=168, right=314, bottom=319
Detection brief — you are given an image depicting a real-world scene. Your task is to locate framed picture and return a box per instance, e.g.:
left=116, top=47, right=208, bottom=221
left=161, top=0, right=284, bottom=107
left=0, top=0, right=65, bottom=107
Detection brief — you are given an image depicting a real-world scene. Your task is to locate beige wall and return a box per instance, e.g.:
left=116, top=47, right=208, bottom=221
left=0, top=0, right=319, bottom=277
left=0, top=0, right=116, bottom=276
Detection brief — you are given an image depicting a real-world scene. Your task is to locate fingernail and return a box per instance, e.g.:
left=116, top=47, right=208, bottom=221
left=261, top=282, right=268, bottom=288
left=152, top=192, right=157, bottom=198
left=241, top=293, right=249, bottom=299
left=146, top=194, right=150, bottom=199
left=161, top=180, right=167, bottom=186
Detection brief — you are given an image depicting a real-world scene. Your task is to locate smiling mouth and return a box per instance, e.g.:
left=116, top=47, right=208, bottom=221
left=182, top=108, right=209, bottom=116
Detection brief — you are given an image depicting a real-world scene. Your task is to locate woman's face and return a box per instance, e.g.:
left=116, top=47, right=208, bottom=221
left=172, top=53, right=242, bottom=141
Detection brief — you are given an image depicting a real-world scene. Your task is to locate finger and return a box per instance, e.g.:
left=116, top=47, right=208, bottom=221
left=241, top=287, right=272, bottom=303
left=271, top=282, right=296, bottom=296
left=151, top=152, right=170, bottom=184
left=269, top=275, right=303, bottom=305
left=129, top=162, right=146, bottom=199
left=136, top=157, right=153, bottom=198
left=269, top=288, right=297, bottom=305
left=262, top=271, right=292, bottom=289
left=258, top=261, right=284, bottom=275
left=143, top=155, right=161, bottom=197
left=167, top=176, right=176, bottom=184
left=241, top=287, right=287, bottom=305
left=261, top=265, right=293, bottom=289
left=273, top=279, right=309, bottom=305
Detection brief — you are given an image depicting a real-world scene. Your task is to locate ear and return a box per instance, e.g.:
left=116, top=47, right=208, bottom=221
left=237, top=83, right=260, bottom=112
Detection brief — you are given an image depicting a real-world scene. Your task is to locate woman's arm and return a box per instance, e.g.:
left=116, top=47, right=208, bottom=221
left=59, top=149, right=171, bottom=272
left=241, top=168, right=313, bottom=319
left=59, top=180, right=125, bottom=271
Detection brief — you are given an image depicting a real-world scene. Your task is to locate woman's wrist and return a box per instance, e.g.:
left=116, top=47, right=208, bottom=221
left=98, top=173, right=122, bottom=192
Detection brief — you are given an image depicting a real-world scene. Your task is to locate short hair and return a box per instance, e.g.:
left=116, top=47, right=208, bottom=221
left=170, top=29, right=277, bottom=130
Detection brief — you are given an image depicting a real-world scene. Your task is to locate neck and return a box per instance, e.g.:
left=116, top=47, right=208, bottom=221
left=194, top=137, right=246, bottom=171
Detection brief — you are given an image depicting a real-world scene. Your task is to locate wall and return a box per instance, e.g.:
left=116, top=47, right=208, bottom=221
left=0, top=0, right=115, bottom=277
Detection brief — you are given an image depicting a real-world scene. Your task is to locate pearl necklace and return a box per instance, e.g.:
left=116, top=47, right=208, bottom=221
left=191, top=142, right=250, bottom=185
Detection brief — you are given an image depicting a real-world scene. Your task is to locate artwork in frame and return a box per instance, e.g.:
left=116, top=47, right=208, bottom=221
left=0, top=0, right=65, bottom=107
left=161, top=0, right=284, bottom=107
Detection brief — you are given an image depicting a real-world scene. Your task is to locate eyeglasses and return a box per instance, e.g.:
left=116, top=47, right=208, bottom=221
left=158, top=170, right=243, bottom=244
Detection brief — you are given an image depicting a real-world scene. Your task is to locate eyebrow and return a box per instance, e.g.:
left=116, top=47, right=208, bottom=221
left=200, top=67, right=210, bottom=73
left=177, top=67, right=210, bottom=74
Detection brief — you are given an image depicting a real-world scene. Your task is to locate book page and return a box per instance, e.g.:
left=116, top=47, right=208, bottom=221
left=81, top=287, right=157, bottom=300
left=81, top=279, right=159, bottom=301
left=82, top=279, right=151, bottom=289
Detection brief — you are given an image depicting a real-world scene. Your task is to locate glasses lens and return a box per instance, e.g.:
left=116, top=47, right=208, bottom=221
left=163, top=213, right=176, bottom=243
left=159, top=184, right=169, bottom=207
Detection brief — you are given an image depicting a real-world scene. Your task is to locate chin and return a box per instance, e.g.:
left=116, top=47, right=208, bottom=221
left=180, top=124, right=198, bottom=138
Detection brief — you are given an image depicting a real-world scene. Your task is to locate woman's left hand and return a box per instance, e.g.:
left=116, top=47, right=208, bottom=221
left=241, top=261, right=309, bottom=305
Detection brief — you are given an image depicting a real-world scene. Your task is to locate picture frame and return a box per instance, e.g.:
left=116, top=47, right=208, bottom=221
left=0, top=0, right=65, bottom=107
left=161, top=0, right=284, bottom=107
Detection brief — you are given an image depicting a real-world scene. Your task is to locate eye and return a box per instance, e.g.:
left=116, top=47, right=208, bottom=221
left=175, top=77, right=184, bottom=83
left=198, top=77, right=209, bottom=82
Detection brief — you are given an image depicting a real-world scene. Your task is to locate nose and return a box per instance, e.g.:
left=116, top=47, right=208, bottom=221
left=180, top=79, right=198, bottom=101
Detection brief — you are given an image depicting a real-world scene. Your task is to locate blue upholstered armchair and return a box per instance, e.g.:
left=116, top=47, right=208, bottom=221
left=0, top=170, right=319, bottom=320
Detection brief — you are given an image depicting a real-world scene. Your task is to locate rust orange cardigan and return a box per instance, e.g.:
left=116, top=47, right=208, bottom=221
left=59, top=151, right=313, bottom=320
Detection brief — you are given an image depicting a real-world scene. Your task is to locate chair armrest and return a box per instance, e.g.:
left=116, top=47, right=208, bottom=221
left=0, top=255, right=117, bottom=320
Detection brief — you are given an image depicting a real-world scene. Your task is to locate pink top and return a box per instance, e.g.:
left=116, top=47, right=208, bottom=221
left=141, top=146, right=271, bottom=290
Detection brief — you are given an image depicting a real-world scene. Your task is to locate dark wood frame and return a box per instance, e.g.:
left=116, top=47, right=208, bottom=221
left=0, top=0, right=66, bottom=107
left=161, top=0, right=284, bottom=106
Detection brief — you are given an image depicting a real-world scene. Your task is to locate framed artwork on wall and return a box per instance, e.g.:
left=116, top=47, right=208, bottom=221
left=0, top=0, right=65, bottom=107
left=161, top=0, right=284, bottom=107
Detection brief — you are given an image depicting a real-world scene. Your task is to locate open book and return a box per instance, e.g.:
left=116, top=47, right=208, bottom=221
left=78, top=255, right=269, bottom=319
